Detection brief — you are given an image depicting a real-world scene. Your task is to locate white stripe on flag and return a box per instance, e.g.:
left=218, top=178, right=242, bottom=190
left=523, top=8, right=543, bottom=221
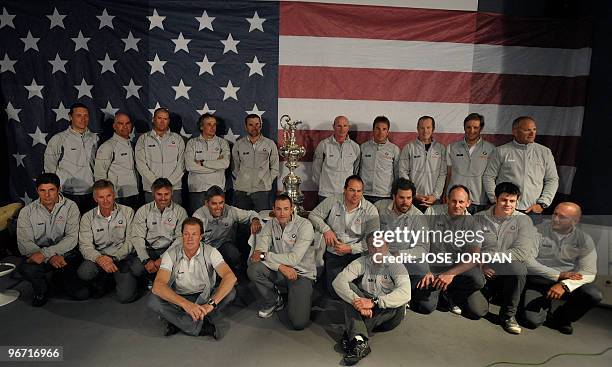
left=278, top=0, right=479, bottom=11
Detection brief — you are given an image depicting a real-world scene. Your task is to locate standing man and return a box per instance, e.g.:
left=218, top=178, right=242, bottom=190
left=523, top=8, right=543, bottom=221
left=248, top=194, right=315, bottom=330
left=476, top=182, right=536, bottom=334
left=94, top=111, right=140, bottom=210
left=185, top=113, right=230, bottom=215
left=332, top=234, right=411, bottom=366
left=128, top=178, right=188, bottom=283
left=399, top=116, right=446, bottom=212
left=77, top=180, right=138, bottom=303
left=359, top=116, right=400, bottom=203
left=446, top=113, right=495, bottom=214
left=312, top=116, right=360, bottom=202
left=17, top=173, right=89, bottom=306
left=309, top=175, right=379, bottom=296
left=148, top=217, right=237, bottom=338
left=522, top=202, right=602, bottom=334
left=44, top=102, right=99, bottom=213
left=483, top=116, right=559, bottom=213
left=193, top=186, right=262, bottom=276
left=135, top=107, right=185, bottom=205
left=232, top=113, right=279, bottom=212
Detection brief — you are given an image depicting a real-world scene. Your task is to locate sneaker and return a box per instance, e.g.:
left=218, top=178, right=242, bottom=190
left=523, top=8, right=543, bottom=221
left=199, top=318, right=217, bottom=340
left=258, top=296, right=285, bottom=318
left=450, top=305, right=462, bottom=315
left=340, top=332, right=350, bottom=353
left=502, top=316, right=522, bottom=335
left=343, top=338, right=371, bottom=366
left=31, top=293, right=48, bottom=307
left=160, top=318, right=179, bottom=336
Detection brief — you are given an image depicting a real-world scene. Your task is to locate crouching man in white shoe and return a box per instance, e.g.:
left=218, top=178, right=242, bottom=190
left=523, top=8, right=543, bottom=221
left=247, top=193, right=316, bottom=330
left=332, top=234, right=411, bottom=366
left=148, top=217, right=237, bottom=338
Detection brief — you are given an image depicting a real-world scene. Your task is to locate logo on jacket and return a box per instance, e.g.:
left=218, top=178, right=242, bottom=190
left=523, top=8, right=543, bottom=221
left=291, top=234, right=296, bottom=238
left=118, top=220, right=123, bottom=224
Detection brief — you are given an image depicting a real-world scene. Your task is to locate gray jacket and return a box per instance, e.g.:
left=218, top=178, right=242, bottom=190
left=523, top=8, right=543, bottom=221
left=128, top=201, right=188, bottom=261
left=309, top=194, right=380, bottom=255
left=94, top=133, right=139, bottom=198
left=399, top=139, right=446, bottom=199
left=483, top=140, right=559, bottom=210
left=135, top=130, right=185, bottom=192
left=79, top=204, right=134, bottom=262
left=255, top=215, right=316, bottom=280
left=528, top=223, right=597, bottom=292
left=17, top=196, right=80, bottom=259
left=333, top=255, right=411, bottom=309
left=193, top=205, right=259, bottom=248
left=375, top=199, right=426, bottom=255
left=44, top=128, right=99, bottom=195
left=232, top=135, right=279, bottom=193
left=359, top=139, right=400, bottom=198
left=475, top=207, right=537, bottom=262
left=185, top=135, right=230, bottom=193
left=312, top=135, right=360, bottom=198
left=446, top=138, right=495, bottom=205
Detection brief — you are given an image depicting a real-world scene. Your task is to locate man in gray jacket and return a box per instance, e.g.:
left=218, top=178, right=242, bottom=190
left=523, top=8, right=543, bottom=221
left=248, top=194, right=315, bottom=330
left=312, top=116, right=360, bottom=201
left=476, top=182, right=537, bottom=334
left=185, top=113, right=230, bottom=215
left=148, top=217, right=237, bottom=338
left=332, top=234, right=411, bottom=366
left=44, top=102, right=99, bottom=213
left=483, top=116, right=559, bottom=213
left=232, top=113, right=279, bottom=211
left=77, top=179, right=138, bottom=303
left=446, top=113, right=495, bottom=214
left=135, top=107, right=185, bottom=205
left=399, top=116, right=446, bottom=212
left=17, top=173, right=89, bottom=306
left=522, top=202, right=602, bottom=334
left=309, top=175, right=380, bottom=296
left=128, top=178, right=188, bottom=283
left=193, top=186, right=262, bottom=275
left=359, top=116, right=400, bottom=203
left=94, top=111, right=140, bottom=210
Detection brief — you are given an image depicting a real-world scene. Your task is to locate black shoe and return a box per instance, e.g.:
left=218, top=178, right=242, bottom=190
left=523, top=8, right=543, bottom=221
left=199, top=318, right=217, bottom=340
left=343, top=338, right=371, bottom=366
left=545, top=315, right=573, bottom=335
left=340, top=332, right=350, bottom=353
left=32, top=293, right=48, bottom=307
left=160, top=318, right=179, bottom=336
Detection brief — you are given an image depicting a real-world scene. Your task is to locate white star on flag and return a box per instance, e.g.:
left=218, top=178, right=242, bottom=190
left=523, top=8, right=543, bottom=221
left=71, top=31, right=90, bottom=51
left=221, top=33, right=239, bottom=54
left=122, top=31, right=140, bottom=51
left=246, top=56, right=265, bottom=76
left=196, top=55, right=215, bottom=76
left=20, top=192, right=33, bottom=206
left=246, top=11, right=266, bottom=32
left=172, top=32, right=191, bottom=53
left=148, top=9, right=165, bottom=30
left=247, top=104, right=266, bottom=117
left=148, top=54, right=167, bottom=75
left=29, top=127, right=48, bottom=146
left=6, top=102, right=21, bottom=122
left=196, top=10, right=215, bottom=31
left=21, top=31, right=40, bottom=52
left=221, top=80, right=240, bottom=101
left=124, top=78, right=141, bottom=99
left=12, top=153, right=26, bottom=167
left=148, top=102, right=162, bottom=117
left=52, top=102, right=70, bottom=122
left=97, top=8, right=115, bottom=29
left=101, top=101, right=119, bottom=119
left=47, top=8, right=66, bottom=29
left=0, top=7, right=16, bottom=29
left=180, top=127, right=192, bottom=139
left=49, top=53, right=68, bottom=74
left=0, top=53, right=16, bottom=73
left=98, top=53, right=117, bottom=74
left=223, top=128, right=240, bottom=144
left=172, top=79, right=191, bottom=100
left=74, top=78, right=93, bottom=98
left=196, top=103, right=216, bottom=115
left=25, top=79, right=44, bottom=99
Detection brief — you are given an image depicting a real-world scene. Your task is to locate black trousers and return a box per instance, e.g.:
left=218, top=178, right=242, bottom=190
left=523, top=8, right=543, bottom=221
left=19, top=251, right=89, bottom=300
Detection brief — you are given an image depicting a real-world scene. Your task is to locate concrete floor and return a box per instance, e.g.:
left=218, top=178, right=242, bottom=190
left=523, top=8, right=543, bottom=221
left=1, top=270, right=611, bottom=367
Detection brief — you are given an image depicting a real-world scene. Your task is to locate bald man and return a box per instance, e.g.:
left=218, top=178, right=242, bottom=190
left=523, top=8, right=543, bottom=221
left=522, top=202, right=602, bottom=334
left=312, top=116, right=360, bottom=201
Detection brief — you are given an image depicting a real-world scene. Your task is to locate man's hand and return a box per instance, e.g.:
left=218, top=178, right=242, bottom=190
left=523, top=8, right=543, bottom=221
left=558, top=271, right=582, bottom=281
left=433, top=273, right=455, bottom=291
left=48, top=255, right=67, bottom=269
left=323, top=230, right=338, bottom=247
left=198, top=303, right=214, bottom=318
left=333, top=240, right=352, bottom=255
left=250, top=250, right=263, bottom=262
left=547, top=283, right=566, bottom=300
left=525, top=203, right=544, bottom=214
left=359, top=308, right=373, bottom=318
left=144, top=260, right=157, bottom=274
left=482, top=265, right=496, bottom=280
left=250, top=218, right=262, bottom=234
left=183, top=301, right=204, bottom=321
left=416, top=272, right=435, bottom=289
left=27, top=252, right=46, bottom=265
left=279, top=265, right=298, bottom=281
left=353, top=297, right=375, bottom=310
left=154, top=258, right=162, bottom=270
left=96, top=255, right=118, bottom=273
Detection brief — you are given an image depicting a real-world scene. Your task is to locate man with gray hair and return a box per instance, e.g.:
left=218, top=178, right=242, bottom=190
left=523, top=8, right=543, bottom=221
left=483, top=116, right=559, bottom=213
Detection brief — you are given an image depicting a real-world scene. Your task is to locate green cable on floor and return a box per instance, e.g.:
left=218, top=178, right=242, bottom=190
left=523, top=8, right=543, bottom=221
left=484, top=346, right=612, bottom=367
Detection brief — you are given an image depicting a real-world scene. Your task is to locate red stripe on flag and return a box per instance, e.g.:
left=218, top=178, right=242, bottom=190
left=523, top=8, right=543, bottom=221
left=279, top=66, right=587, bottom=107
left=278, top=130, right=578, bottom=167
left=280, top=2, right=591, bottom=49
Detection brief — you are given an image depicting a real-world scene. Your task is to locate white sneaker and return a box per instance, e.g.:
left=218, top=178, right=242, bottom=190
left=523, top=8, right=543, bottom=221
left=450, top=305, right=462, bottom=315
left=503, top=317, right=522, bottom=334
left=258, top=296, right=284, bottom=318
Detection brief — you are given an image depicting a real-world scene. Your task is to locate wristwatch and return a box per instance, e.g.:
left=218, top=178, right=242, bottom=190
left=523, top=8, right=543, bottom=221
left=537, top=202, right=548, bottom=209
left=372, top=296, right=380, bottom=308
left=141, top=258, right=150, bottom=266
left=207, top=299, right=217, bottom=309
left=559, top=282, right=570, bottom=292
left=259, top=252, right=266, bottom=261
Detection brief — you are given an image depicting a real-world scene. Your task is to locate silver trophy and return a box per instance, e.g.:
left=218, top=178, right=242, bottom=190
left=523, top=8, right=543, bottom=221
left=279, top=114, right=307, bottom=216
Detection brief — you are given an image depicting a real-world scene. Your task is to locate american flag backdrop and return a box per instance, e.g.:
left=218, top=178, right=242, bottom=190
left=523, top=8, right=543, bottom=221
left=2, top=0, right=591, bottom=210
